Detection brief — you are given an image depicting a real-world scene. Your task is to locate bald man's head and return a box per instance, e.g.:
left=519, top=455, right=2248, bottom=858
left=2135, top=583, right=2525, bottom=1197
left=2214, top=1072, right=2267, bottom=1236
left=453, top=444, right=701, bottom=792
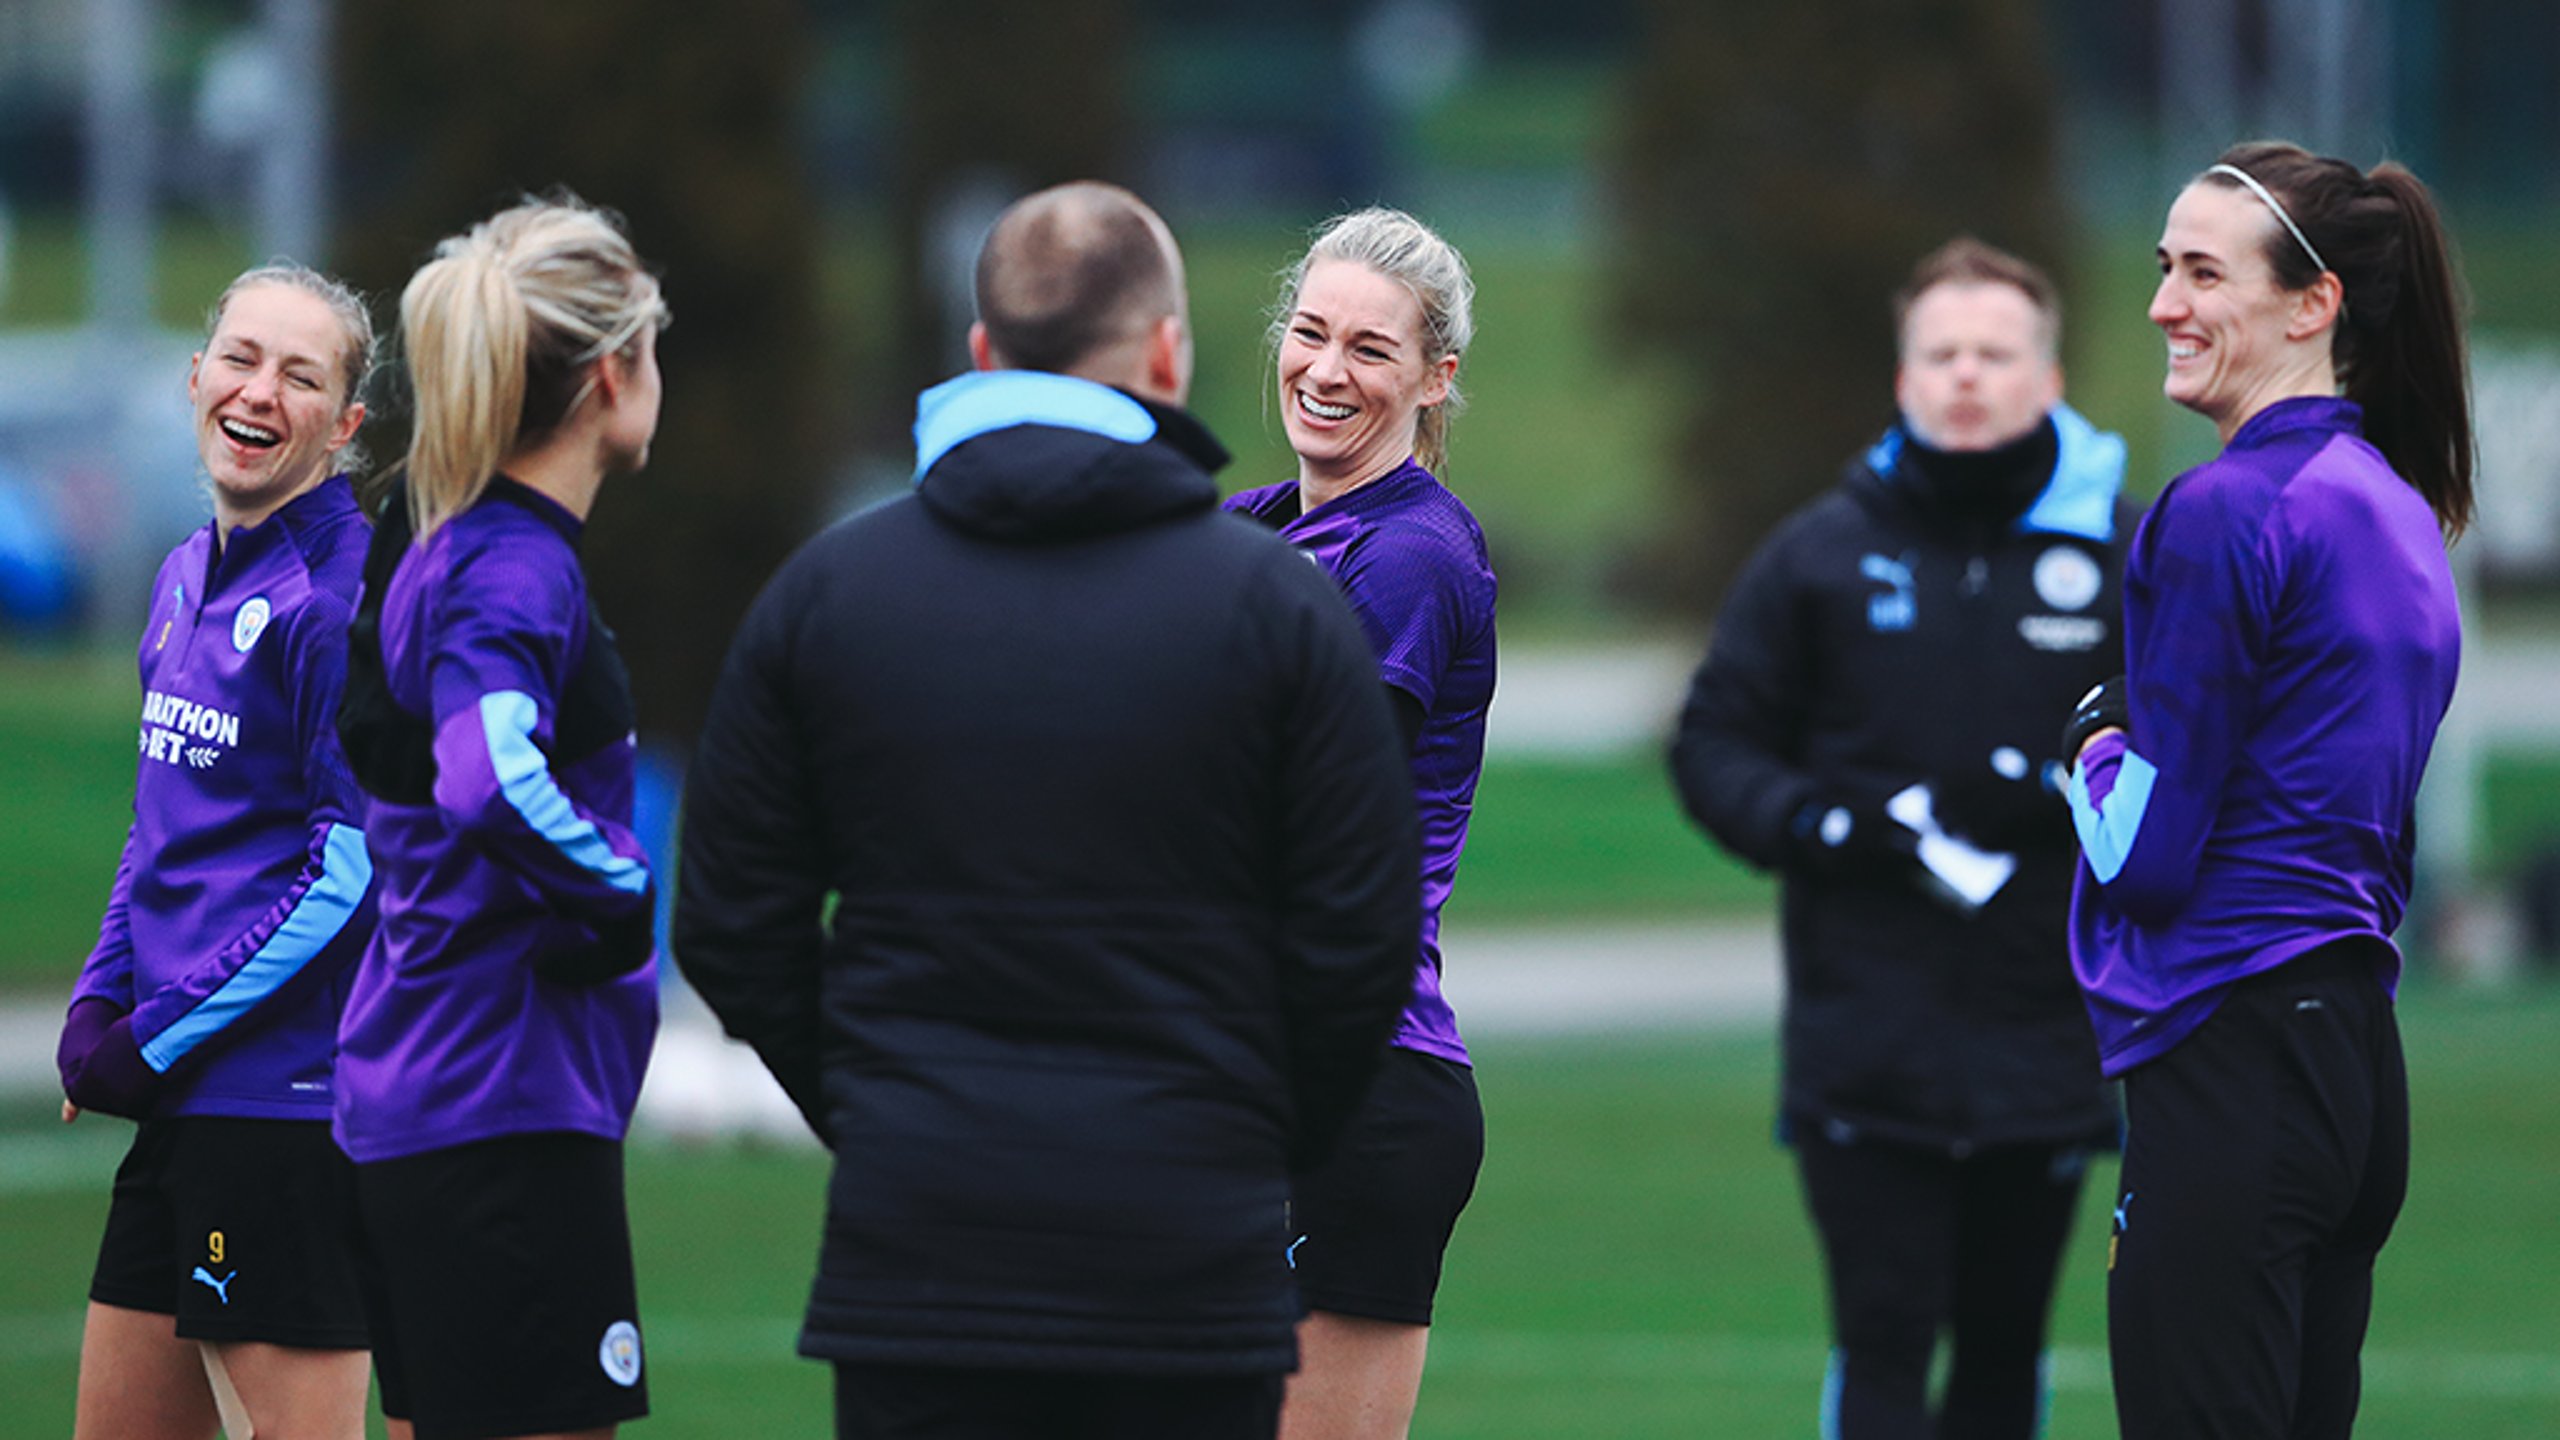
left=974, top=182, right=1186, bottom=384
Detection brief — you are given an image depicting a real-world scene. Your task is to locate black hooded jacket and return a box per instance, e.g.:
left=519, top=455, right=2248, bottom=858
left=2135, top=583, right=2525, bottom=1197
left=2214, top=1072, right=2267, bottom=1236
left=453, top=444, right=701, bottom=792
left=672, top=371, right=1419, bottom=1376
left=1671, top=411, right=2134, bottom=1152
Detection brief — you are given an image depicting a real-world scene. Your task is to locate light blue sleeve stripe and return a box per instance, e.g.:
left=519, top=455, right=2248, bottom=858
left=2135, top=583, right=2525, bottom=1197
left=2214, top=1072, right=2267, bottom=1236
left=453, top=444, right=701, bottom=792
left=1820, top=1348, right=1844, bottom=1440
left=2035, top=1351, right=2054, bottom=1437
left=479, top=689, right=649, bottom=897
left=142, top=823, right=372, bottom=1072
left=2066, top=750, right=2159, bottom=884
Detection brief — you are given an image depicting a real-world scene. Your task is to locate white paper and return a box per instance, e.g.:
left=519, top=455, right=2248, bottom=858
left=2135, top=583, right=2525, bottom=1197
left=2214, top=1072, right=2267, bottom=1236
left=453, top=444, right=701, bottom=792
left=1886, top=783, right=2018, bottom=912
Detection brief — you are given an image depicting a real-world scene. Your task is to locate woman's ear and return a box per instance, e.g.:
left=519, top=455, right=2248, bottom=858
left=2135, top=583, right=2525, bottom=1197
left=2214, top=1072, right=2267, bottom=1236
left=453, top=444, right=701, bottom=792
left=592, top=352, right=626, bottom=408
left=2288, top=271, right=2346, bottom=341
left=328, top=401, right=368, bottom=454
left=1420, top=352, right=1457, bottom=409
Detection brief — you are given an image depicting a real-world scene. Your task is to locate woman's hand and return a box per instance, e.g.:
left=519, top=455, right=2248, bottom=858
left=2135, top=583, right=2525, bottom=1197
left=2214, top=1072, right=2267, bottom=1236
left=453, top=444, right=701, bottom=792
left=2074, top=727, right=2126, bottom=767
left=2061, top=677, right=2131, bottom=771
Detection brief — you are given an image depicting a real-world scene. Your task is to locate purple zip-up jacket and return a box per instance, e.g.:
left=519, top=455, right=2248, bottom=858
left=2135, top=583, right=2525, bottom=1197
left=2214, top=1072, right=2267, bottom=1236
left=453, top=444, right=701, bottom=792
left=2066, top=398, right=2459, bottom=1075
left=333, top=480, right=657, bottom=1162
left=72, top=475, right=376, bottom=1119
left=1227, top=460, right=1496, bottom=1066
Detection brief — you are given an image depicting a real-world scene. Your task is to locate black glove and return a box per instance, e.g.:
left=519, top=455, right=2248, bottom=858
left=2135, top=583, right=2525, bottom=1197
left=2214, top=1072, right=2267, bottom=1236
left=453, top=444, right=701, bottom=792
left=2061, top=675, right=2132, bottom=766
left=535, top=893, right=659, bottom=986
left=1934, top=763, right=2062, bottom=851
left=1785, top=790, right=1915, bottom=878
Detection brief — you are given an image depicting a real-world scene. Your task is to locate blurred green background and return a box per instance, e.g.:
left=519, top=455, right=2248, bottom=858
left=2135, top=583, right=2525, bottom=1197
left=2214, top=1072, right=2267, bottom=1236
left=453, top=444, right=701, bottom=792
left=6, top=3, right=2560, bottom=1435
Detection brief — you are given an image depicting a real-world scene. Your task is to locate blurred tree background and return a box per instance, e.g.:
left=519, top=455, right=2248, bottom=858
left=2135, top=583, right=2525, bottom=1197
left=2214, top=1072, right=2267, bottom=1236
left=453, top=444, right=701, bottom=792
left=322, top=0, right=2077, bottom=700
left=333, top=0, right=829, bottom=742
left=885, top=0, right=1132, bottom=434
left=1613, top=0, right=2069, bottom=613
left=15, top=0, right=2560, bottom=668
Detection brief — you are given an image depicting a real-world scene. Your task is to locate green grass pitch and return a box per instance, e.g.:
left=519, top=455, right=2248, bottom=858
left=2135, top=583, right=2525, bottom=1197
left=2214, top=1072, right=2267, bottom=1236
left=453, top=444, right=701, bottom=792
left=3, top=989, right=2555, bottom=1438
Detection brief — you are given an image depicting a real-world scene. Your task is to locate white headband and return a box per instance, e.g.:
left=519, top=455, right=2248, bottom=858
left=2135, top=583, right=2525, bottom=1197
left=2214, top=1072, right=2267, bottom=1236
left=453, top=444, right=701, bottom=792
left=2208, top=163, right=2331, bottom=276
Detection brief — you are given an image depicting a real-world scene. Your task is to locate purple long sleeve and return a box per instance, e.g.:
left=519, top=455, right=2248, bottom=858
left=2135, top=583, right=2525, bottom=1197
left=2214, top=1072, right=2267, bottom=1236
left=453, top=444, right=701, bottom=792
left=420, top=557, right=650, bottom=921
left=64, top=478, right=375, bottom=1118
left=334, top=481, right=657, bottom=1163
left=126, top=593, right=373, bottom=1076
left=74, top=839, right=143, bottom=1011
left=2066, top=399, right=2458, bottom=1075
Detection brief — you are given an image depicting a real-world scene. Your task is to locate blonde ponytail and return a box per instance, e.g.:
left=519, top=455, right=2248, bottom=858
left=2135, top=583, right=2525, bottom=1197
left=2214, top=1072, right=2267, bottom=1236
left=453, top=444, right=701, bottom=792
left=396, top=193, right=669, bottom=537
left=404, top=245, right=525, bottom=535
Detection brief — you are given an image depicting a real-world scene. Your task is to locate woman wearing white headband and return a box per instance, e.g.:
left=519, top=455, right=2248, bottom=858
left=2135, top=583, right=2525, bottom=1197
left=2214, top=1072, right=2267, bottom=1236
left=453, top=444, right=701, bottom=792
left=2063, top=140, right=2473, bottom=1437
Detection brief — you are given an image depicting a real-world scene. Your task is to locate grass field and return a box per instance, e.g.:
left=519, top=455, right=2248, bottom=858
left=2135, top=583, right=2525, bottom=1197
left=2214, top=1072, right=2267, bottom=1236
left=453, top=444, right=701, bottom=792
left=4, top=988, right=2557, bottom=1438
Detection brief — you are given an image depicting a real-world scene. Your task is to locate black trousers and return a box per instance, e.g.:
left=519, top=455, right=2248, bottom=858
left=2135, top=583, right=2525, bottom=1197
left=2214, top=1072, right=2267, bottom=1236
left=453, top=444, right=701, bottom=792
left=1796, top=1128, right=2092, bottom=1440
left=2109, top=940, right=2409, bottom=1440
left=833, top=1363, right=1284, bottom=1440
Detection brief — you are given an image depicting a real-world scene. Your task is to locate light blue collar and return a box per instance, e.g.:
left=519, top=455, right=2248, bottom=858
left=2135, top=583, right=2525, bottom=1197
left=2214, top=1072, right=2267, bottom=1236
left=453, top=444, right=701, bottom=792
left=2019, top=404, right=2126, bottom=542
left=1864, top=404, right=2125, bottom=543
left=911, top=370, right=1159, bottom=480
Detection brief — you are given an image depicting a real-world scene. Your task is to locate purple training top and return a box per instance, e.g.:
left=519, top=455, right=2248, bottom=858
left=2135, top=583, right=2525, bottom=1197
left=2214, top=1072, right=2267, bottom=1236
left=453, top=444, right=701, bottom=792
left=1227, top=459, right=1496, bottom=1065
left=333, top=481, right=658, bottom=1163
left=2065, top=397, right=2460, bottom=1075
left=73, top=476, right=375, bottom=1119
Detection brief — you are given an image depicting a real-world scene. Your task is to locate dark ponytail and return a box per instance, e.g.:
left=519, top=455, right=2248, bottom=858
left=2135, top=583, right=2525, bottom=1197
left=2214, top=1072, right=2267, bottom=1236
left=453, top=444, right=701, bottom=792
left=2360, top=165, right=2474, bottom=537
left=2206, top=142, right=2475, bottom=537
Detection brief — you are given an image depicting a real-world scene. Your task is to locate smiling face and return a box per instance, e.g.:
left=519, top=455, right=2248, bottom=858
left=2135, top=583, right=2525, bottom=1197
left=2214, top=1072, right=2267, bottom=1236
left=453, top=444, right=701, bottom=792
left=1278, top=258, right=1455, bottom=493
left=1894, top=280, right=2061, bottom=452
left=2150, top=181, right=2336, bottom=439
left=188, top=282, right=365, bottom=532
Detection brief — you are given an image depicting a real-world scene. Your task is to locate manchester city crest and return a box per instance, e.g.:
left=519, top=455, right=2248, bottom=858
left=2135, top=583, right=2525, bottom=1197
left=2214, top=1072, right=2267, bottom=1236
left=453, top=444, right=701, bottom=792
left=599, top=1319, right=643, bottom=1387
left=2032, top=547, right=2102, bottom=612
left=232, top=596, right=273, bottom=653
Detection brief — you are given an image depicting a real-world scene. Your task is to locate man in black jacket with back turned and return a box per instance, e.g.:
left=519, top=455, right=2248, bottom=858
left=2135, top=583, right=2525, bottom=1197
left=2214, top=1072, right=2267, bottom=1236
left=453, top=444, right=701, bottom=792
left=1670, top=238, right=2131, bottom=1440
left=673, top=181, right=1418, bottom=1440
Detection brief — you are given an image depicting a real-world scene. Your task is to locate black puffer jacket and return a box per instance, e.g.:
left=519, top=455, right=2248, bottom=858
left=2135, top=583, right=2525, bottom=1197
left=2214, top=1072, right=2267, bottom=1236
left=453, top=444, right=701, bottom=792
left=1671, top=409, right=2133, bottom=1153
left=673, top=371, right=1418, bottom=1376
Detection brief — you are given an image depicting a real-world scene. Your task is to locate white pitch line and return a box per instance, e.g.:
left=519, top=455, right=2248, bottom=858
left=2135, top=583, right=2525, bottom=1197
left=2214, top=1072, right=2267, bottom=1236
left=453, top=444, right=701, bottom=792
left=0, top=1127, right=127, bottom=1195
left=0, top=1309, right=2549, bottom=1403
left=0, top=1312, right=83, bottom=1358
left=1423, top=1331, right=2560, bottom=1400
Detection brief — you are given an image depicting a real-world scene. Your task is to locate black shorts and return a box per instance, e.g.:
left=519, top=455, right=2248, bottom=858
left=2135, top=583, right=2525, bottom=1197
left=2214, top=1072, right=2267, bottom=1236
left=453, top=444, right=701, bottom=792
left=834, top=1363, right=1284, bottom=1440
left=356, top=1132, right=648, bottom=1440
left=1288, top=1047, right=1483, bottom=1326
left=89, top=1116, right=369, bottom=1349
left=2109, top=938, right=2409, bottom=1440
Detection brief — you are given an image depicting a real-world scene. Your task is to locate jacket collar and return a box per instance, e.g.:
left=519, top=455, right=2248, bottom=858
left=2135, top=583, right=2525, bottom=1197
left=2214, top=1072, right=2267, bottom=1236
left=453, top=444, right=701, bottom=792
left=912, top=370, right=1229, bottom=478
left=204, top=471, right=360, bottom=588
left=477, top=473, right=584, bottom=545
left=910, top=370, right=1229, bottom=543
left=2016, top=404, right=2127, bottom=542
left=2228, top=395, right=2363, bottom=451
left=1862, top=403, right=2125, bottom=544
